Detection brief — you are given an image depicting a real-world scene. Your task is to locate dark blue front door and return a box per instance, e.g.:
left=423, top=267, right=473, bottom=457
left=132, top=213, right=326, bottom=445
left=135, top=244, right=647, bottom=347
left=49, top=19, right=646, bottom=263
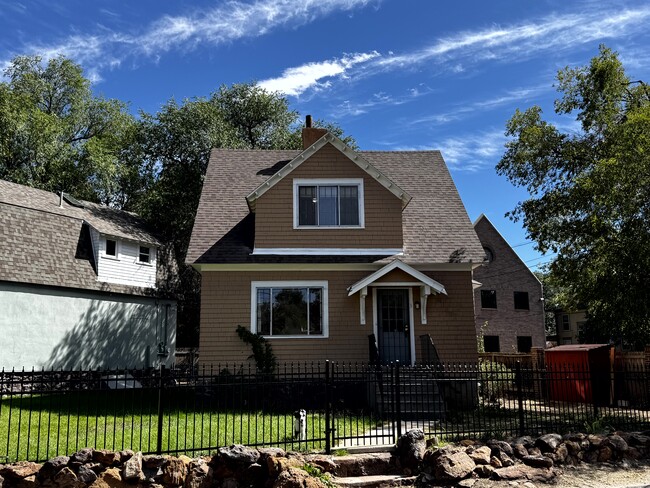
left=377, top=289, right=411, bottom=364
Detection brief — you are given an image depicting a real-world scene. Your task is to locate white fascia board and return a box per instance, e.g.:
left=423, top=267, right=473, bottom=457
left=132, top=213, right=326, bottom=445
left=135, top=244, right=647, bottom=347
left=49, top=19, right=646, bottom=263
left=245, top=132, right=412, bottom=210
left=191, top=261, right=476, bottom=272
left=347, top=259, right=447, bottom=296
left=252, top=248, right=403, bottom=256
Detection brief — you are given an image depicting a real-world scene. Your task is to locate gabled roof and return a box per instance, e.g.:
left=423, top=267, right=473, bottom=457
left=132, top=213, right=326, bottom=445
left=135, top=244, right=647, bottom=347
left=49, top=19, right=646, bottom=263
left=246, top=132, right=412, bottom=210
left=187, top=143, right=485, bottom=265
left=473, top=214, right=542, bottom=286
left=0, top=179, right=165, bottom=296
left=0, top=180, right=161, bottom=246
left=347, top=260, right=447, bottom=296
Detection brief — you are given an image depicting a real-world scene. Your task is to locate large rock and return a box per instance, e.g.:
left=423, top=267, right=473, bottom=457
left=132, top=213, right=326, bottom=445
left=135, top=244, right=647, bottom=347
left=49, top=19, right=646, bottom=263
left=487, top=440, right=513, bottom=457
left=38, top=457, right=70, bottom=481
left=512, top=444, right=528, bottom=459
left=521, top=455, right=553, bottom=468
left=0, top=462, right=42, bottom=480
left=217, top=445, right=260, bottom=466
left=54, top=467, right=82, bottom=488
left=122, top=452, right=144, bottom=482
left=70, top=449, right=93, bottom=465
left=92, top=451, right=121, bottom=467
left=492, top=465, right=556, bottom=482
left=163, top=458, right=187, bottom=487
left=273, top=467, right=328, bottom=488
left=606, top=434, right=629, bottom=452
left=88, top=467, right=128, bottom=488
left=184, top=459, right=210, bottom=488
left=396, top=429, right=426, bottom=472
left=77, top=466, right=98, bottom=485
left=430, top=447, right=475, bottom=482
left=467, top=446, right=491, bottom=465
left=267, top=456, right=305, bottom=478
left=535, top=434, right=562, bottom=453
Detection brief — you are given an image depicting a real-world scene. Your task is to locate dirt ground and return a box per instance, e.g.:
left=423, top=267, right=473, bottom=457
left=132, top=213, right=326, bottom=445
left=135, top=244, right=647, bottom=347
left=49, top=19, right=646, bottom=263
left=467, top=461, right=650, bottom=488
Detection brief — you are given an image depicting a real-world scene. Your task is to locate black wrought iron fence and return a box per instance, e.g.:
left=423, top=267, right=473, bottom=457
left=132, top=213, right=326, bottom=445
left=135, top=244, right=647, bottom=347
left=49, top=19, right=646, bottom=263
left=2, top=360, right=650, bottom=462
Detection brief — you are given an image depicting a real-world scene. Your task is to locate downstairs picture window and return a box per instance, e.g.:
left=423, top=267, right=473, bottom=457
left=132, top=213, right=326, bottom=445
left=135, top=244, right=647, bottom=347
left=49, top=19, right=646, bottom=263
left=252, top=281, right=328, bottom=337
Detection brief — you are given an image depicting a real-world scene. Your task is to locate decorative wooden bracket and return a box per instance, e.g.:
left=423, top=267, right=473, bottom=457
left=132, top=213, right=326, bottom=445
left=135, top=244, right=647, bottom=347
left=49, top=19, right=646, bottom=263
left=360, top=286, right=368, bottom=325
left=420, top=285, right=431, bottom=324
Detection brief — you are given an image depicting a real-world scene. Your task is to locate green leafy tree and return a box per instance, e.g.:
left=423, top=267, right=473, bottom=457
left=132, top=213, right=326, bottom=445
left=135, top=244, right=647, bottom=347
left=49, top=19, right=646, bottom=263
left=497, top=45, right=650, bottom=348
left=0, top=55, right=137, bottom=206
left=136, top=83, right=354, bottom=346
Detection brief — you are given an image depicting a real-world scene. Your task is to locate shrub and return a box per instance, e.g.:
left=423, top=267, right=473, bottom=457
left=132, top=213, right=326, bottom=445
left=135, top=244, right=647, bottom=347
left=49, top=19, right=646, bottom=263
left=478, top=360, right=515, bottom=402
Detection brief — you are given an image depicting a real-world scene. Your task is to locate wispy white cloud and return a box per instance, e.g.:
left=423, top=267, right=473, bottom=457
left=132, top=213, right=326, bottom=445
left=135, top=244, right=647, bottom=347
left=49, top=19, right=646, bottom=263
left=408, top=85, right=550, bottom=127
left=374, top=6, right=650, bottom=71
left=395, top=130, right=507, bottom=172
left=328, top=83, right=435, bottom=117
left=259, top=52, right=379, bottom=96
left=255, top=4, right=650, bottom=103
left=2, top=0, right=376, bottom=79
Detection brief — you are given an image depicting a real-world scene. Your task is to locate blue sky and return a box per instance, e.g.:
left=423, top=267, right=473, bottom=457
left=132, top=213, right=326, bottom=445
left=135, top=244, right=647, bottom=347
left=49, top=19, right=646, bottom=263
left=2, top=0, right=649, bottom=269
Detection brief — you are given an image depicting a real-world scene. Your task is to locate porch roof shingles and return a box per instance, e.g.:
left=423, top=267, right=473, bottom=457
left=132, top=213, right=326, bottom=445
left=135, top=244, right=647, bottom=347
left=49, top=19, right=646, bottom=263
left=187, top=147, right=484, bottom=265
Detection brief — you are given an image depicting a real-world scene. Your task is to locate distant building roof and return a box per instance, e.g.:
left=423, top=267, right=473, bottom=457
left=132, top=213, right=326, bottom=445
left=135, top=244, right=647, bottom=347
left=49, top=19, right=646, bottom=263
left=0, top=179, right=164, bottom=296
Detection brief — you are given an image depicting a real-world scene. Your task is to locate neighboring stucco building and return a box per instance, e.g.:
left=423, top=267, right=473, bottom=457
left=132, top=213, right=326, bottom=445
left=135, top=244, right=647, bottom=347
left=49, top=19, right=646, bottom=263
left=473, top=215, right=545, bottom=353
left=0, top=180, right=177, bottom=369
left=187, top=117, right=485, bottom=366
left=555, top=309, right=587, bottom=345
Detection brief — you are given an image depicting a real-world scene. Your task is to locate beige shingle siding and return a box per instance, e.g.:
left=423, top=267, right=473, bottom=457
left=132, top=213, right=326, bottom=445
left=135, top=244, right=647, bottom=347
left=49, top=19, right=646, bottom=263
left=199, top=269, right=478, bottom=366
left=255, top=144, right=403, bottom=250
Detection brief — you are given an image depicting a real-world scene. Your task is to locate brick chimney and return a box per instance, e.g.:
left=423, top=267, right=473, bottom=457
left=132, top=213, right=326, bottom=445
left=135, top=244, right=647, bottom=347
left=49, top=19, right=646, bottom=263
left=301, top=115, right=328, bottom=149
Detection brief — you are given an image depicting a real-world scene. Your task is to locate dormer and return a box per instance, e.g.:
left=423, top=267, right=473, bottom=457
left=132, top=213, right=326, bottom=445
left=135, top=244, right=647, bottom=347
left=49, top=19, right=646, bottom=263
left=246, top=116, right=411, bottom=256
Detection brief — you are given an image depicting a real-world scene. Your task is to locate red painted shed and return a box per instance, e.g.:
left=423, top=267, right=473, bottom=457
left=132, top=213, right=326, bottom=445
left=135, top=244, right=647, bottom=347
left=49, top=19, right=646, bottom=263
left=545, top=344, right=614, bottom=405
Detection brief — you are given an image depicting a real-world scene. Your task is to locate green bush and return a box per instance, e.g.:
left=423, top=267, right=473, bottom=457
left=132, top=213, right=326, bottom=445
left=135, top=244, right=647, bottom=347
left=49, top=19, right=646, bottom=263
left=479, top=360, right=515, bottom=402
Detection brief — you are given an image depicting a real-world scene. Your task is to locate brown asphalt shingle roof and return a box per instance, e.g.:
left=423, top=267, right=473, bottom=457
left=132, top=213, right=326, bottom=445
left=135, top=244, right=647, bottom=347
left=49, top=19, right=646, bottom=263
left=0, top=180, right=163, bottom=296
left=187, top=146, right=484, bottom=265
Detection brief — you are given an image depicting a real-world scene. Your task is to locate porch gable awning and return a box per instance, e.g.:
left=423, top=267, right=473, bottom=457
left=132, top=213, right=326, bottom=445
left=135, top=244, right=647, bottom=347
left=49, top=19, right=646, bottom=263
left=347, top=260, right=446, bottom=325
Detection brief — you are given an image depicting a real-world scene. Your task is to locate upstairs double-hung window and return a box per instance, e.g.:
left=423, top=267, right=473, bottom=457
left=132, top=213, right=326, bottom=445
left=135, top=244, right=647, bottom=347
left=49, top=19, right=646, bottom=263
left=294, top=179, right=364, bottom=228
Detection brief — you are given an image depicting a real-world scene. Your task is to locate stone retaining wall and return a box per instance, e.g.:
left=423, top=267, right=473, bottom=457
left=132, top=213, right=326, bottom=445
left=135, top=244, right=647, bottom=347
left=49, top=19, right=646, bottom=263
left=2, top=430, right=650, bottom=488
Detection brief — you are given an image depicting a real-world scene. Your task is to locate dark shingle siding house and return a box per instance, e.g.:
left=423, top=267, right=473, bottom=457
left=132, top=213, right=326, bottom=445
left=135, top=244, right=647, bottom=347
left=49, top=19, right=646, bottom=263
left=0, top=180, right=176, bottom=369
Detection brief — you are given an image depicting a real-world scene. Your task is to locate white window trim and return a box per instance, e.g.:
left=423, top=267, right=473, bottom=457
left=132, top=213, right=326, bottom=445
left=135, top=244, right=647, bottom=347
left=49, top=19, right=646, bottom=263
left=137, top=245, right=153, bottom=266
left=250, top=280, right=329, bottom=339
left=103, top=238, right=120, bottom=260
left=293, top=178, right=365, bottom=229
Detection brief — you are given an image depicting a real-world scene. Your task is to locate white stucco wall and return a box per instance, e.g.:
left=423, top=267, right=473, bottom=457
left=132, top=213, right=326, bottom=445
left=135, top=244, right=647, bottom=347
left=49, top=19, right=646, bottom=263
left=0, top=282, right=176, bottom=369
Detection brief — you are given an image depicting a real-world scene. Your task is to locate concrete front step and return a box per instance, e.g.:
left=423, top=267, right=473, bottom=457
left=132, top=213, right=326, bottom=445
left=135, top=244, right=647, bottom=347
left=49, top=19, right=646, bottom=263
left=333, top=452, right=399, bottom=477
left=334, top=475, right=417, bottom=488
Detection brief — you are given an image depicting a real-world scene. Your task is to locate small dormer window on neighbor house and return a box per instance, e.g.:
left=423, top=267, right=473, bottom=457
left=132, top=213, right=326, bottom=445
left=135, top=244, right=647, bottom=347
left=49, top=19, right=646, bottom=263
left=138, top=246, right=151, bottom=264
left=105, top=239, right=117, bottom=257
left=294, top=179, right=364, bottom=228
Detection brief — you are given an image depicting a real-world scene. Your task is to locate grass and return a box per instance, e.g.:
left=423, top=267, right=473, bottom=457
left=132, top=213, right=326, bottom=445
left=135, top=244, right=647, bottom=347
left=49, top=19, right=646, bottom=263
left=0, top=389, right=377, bottom=462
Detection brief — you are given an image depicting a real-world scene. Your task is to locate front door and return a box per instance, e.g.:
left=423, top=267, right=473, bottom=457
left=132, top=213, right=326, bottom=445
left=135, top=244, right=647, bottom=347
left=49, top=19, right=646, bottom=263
left=377, top=288, right=411, bottom=364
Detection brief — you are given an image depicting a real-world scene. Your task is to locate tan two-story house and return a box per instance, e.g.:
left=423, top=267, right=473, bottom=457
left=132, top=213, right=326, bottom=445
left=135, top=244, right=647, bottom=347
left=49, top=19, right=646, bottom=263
left=187, top=118, right=485, bottom=366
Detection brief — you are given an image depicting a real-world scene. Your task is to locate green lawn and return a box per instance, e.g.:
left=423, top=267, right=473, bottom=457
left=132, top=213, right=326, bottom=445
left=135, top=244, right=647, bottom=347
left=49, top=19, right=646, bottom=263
left=0, top=389, right=378, bottom=462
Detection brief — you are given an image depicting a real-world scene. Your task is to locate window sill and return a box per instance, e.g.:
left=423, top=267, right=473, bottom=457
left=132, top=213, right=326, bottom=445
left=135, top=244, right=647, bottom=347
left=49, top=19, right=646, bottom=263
left=294, top=225, right=365, bottom=230
left=261, top=334, right=329, bottom=339
left=137, top=261, right=153, bottom=267
left=480, top=307, right=498, bottom=310
left=102, top=255, right=120, bottom=261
